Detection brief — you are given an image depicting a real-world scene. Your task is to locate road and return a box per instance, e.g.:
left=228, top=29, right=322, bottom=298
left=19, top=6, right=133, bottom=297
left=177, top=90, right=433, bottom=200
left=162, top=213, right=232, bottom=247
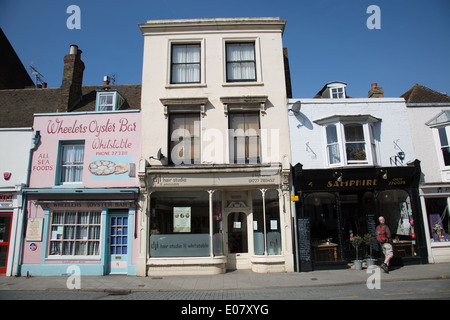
left=1, top=278, right=449, bottom=300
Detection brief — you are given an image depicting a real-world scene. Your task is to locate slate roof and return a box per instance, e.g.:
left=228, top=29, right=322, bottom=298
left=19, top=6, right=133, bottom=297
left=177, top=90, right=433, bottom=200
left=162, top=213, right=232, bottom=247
left=0, top=84, right=141, bottom=128
left=401, top=83, right=450, bottom=104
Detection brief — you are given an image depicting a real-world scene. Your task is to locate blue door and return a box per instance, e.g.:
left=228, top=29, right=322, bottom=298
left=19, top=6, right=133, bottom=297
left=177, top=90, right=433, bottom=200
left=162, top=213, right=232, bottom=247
left=108, top=215, right=128, bottom=274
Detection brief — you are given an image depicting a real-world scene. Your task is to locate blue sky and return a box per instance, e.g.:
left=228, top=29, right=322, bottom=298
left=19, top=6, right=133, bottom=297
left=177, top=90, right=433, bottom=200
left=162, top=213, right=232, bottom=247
left=1, top=0, right=449, bottom=98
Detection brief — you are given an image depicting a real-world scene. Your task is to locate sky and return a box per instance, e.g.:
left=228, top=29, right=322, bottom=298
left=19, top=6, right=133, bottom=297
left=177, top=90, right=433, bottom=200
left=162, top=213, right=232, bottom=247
left=1, top=0, right=449, bottom=99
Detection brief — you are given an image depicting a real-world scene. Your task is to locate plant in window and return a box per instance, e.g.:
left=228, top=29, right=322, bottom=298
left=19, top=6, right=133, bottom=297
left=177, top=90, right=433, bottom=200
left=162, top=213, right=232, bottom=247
left=353, top=149, right=366, bottom=160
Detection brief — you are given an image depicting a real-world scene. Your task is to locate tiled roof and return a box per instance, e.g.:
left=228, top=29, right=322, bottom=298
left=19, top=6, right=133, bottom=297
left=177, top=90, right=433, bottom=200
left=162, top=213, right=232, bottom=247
left=0, top=84, right=141, bottom=128
left=401, top=83, right=450, bottom=104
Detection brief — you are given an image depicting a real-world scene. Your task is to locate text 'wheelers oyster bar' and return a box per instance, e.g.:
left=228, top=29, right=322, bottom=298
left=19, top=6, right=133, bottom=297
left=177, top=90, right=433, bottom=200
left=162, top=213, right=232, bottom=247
left=293, top=161, right=428, bottom=272
left=19, top=110, right=141, bottom=276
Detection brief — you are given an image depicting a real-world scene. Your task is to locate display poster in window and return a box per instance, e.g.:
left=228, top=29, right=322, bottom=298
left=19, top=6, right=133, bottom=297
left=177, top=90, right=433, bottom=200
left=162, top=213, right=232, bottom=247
left=173, top=207, right=191, bottom=233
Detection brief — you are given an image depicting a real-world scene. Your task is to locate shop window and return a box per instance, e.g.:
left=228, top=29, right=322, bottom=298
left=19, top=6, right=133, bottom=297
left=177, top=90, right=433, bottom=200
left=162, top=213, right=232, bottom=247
left=425, top=197, right=450, bottom=243
left=48, top=210, right=101, bottom=257
left=252, top=189, right=281, bottom=256
left=171, top=44, right=201, bottom=84
left=149, top=191, right=209, bottom=257
left=169, top=113, right=200, bottom=165
left=226, top=42, right=256, bottom=82
left=377, top=190, right=416, bottom=257
left=58, top=142, right=84, bottom=184
left=229, top=112, right=260, bottom=164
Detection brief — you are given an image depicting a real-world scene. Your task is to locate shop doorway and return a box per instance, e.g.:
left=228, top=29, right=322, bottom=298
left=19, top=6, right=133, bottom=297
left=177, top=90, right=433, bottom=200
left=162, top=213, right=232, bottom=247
left=226, top=211, right=248, bottom=269
left=0, top=213, right=12, bottom=274
left=107, top=213, right=128, bottom=274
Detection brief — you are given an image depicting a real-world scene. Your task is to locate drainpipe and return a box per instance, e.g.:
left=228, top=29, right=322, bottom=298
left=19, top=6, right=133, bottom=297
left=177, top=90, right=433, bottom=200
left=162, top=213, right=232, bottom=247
left=15, top=131, right=40, bottom=276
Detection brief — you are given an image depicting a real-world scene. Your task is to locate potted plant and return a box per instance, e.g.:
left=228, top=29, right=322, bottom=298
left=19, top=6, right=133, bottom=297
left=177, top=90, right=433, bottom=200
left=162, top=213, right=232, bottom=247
left=352, top=235, right=363, bottom=270
left=363, top=233, right=376, bottom=267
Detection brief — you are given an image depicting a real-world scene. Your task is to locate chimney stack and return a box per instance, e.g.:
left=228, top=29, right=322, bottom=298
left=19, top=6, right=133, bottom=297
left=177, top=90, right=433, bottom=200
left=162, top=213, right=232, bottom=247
left=103, top=76, right=110, bottom=86
left=60, top=44, right=85, bottom=110
left=368, top=83, right=384, bottom=98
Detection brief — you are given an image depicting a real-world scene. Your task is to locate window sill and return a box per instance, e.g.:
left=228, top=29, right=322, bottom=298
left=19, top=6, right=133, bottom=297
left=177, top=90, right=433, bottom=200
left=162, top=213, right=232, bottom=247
left=53, top=184, right=84, bottom=189
left=222, top=81, right=264, bottom=87
left=165, top=83, right=207, bottom=89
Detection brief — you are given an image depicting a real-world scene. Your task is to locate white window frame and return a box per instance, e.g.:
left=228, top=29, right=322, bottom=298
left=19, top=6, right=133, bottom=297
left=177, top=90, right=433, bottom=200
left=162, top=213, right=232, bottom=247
left=48, top=210, right=102, bottom=258
left=321, top=120, right=377, bottom=167
left=432, top=125, right=450, bottom=170
left=95, top=91, right=125, bottom=112
left=59, top=142, right=85, bottom=185
left=331, top=87, right=345, bottom=99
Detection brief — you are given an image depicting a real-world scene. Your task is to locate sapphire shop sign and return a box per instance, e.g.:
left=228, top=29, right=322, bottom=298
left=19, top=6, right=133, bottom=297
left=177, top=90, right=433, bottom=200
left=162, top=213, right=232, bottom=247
left=150, top=234, right=210, bottom=257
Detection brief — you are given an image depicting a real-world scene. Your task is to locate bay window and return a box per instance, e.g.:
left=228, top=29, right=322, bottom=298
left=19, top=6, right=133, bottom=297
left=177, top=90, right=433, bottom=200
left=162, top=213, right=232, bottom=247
left=318, top=116, right=379, bottom=167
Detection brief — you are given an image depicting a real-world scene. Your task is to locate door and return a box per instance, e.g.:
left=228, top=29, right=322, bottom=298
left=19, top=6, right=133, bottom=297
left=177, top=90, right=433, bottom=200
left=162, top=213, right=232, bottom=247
left=226, top=212, right=248, bottom=269
left=0, top=213, right=12, bottom=274
left=107, top=214, right=128, bottom=274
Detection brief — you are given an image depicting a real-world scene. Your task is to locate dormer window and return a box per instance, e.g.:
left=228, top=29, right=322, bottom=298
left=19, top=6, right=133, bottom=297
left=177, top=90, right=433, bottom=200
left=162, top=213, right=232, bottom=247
left=331, top=87, right=345, bottom=99
left=95, top=90, right=125, bottom=112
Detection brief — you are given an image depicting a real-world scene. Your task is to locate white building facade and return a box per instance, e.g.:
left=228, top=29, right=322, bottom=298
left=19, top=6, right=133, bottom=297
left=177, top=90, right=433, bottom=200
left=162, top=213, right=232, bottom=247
left=0, top=128, right=33, bottom=275
left=404, top=84, right=450, bottom=263
left=137, top=18, right=293, bottom=276
left=289, top=82, right=428, bottom=271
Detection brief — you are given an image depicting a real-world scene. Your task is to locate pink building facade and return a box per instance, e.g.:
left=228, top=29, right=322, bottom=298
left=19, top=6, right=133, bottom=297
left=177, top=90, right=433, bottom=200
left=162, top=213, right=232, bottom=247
left=20, top=110, right=141, bottom=276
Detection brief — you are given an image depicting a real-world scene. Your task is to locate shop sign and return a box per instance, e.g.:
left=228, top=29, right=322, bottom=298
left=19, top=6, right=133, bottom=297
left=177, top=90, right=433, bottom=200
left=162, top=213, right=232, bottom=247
left=0, top=193, right=13, bottom=208
left=150, top=234, right=210, bottom=257
left=41, top=200, right=135, bottom=209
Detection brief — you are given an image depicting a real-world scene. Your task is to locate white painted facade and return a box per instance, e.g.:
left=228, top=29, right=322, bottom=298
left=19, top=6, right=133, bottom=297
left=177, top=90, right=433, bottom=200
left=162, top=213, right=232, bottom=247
left=0, top=128, right=33, bottom=276
left=407, top=103, right=450, bottom=263
left=137, top=18, right=293, bottom=275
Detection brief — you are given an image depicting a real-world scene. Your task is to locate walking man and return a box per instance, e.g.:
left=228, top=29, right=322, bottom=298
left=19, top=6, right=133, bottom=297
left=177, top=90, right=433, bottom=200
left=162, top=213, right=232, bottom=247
left=376, top=216, right=393, bottom=273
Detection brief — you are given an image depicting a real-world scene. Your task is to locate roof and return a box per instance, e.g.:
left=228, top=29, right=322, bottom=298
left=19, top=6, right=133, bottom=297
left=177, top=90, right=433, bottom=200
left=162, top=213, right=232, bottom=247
left=0, top=84, right=141, bottom=128
left=401, top=83, right=450, bottom=104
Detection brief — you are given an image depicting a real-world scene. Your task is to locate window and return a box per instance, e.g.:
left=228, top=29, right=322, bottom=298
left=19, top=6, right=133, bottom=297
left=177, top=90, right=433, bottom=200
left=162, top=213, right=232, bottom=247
left=169, top=113, right=200, bottom=165
left=59, top=142, right=84, bottom=184
left=344, top=124, right=367, bottom=163
left=226, top=43, right=256, bottom=82
left=317, top=116, right=379, bottom=167
left=331, top=87, right=345, bottom=99
left=95, top=91, right=125, bottom=111
left=425, top=197, right=450, bottom=243
left=229, top=112, right=260, bottom=164
left=438, top=126, right=450, bottom=166
left=49, top=210, right=101, bottom=256
left=171, top=44, right=200, bottom=84
left=97, top=93, right=114, bottom=111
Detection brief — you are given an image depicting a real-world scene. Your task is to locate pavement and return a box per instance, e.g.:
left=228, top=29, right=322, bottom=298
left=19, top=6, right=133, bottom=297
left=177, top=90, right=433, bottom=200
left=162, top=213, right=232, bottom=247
left=0, top=262, right=449, bottom=293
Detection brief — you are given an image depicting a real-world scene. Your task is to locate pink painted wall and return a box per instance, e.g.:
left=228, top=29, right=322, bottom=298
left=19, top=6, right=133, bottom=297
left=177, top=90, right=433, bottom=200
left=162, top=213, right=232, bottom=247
left=29, top=111, right=141, bottom=188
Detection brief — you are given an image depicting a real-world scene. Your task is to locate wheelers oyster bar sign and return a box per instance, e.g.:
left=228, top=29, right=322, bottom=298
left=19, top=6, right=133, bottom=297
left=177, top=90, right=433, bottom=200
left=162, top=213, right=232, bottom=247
left=30, top=112, right=140, bottom=187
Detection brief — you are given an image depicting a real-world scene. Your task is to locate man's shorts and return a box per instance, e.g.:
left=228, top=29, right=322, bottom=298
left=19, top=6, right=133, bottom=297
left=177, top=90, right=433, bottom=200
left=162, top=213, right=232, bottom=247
left=381, top=243, right=393, bottom=258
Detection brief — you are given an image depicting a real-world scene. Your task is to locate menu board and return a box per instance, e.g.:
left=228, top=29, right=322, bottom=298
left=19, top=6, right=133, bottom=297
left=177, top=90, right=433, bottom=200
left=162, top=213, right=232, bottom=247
left=297, top=218, right=313, bottom=272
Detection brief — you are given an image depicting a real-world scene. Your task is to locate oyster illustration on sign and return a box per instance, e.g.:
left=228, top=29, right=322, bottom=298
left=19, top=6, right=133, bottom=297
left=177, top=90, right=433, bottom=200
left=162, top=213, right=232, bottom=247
left=89, top=160, right=116, bottom=175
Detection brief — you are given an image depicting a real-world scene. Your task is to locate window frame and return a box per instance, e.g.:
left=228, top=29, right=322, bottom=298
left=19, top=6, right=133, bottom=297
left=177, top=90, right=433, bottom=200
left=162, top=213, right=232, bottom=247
left=57, top=141, right=85, bottom=185
left=321, top=120, right=377, bottom=167
left=95, top=91, right=125, bottom=112
left=48, top=210, right=102, bottom=258
left=225, top=42, right=257, bottom=83
left=432, top=125, right=450, bottom=169
left=170, top=43, right=201, bottom=84
left=228, top=111, right=261, bottom=164
left=168, top=113, right=201, bottom=165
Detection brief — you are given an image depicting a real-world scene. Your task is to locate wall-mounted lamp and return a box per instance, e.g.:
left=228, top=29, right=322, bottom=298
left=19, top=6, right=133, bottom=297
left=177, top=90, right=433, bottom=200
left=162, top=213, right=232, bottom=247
left=334, top=171, right=343, bottom=182
left=380, top=169, right=388, bottom=180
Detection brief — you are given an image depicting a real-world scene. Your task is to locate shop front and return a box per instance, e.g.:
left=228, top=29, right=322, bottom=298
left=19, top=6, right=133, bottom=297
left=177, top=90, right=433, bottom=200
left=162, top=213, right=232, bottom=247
left=293, top=160, right=427, bottom=271
left=20, top=191, right=139, bottom=276
left=419, top=185, right=450, bottom=263
left=0, top=193, right=15, bottom=275
left=138, top=164, right=294, bottom=276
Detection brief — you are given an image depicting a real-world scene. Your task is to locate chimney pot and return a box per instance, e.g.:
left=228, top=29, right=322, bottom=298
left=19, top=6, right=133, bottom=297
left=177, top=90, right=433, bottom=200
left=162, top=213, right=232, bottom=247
left=69, top=44, right=78, bottom=55
left=368, top=83, right=384, bottom=98
left=371, top=83, right=377, bottom=89
left=41, top=82, right=47, bottom=88
left=103, top=76, right=110, bottom=86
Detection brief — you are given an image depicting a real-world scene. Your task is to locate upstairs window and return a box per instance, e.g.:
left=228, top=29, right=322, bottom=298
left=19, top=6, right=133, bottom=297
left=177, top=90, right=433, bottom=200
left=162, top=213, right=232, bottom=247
left=169, top=113, right=201, bottom=165
left=437, top=126, right=450, bottom=166
left=171, top=44, right=201, bottom=84
left=59, top=142, right=84, bottom=184
left=331, top=87, right=345, bottom=99
left=226, top=43, right=256, bottom=82
left=95, top=91, right=125, bottom=111
left=229, top=112, right=260, bottom=164
left=317, top=115, right=380, bottom=167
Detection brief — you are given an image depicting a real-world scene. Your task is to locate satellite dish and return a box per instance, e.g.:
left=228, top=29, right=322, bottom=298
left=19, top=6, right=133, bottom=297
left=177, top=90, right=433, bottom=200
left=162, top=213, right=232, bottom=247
left=289, top=101, right=301, bottom=114
left=150, top=148, right=165, bottom=160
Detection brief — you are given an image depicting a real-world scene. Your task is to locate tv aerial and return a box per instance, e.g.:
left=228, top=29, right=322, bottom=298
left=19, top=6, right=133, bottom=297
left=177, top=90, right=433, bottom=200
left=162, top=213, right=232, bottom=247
left=29, top=64, right=45, bottom=87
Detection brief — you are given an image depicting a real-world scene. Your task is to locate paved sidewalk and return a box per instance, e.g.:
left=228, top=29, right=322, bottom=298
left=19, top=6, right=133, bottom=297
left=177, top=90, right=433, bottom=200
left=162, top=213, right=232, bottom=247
left=0, top=263, right=449, bottom=293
